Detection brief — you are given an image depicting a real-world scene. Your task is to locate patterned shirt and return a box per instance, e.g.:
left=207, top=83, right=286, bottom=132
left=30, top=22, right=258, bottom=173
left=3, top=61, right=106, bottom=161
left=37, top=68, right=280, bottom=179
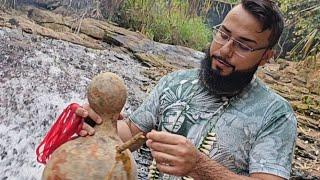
left=129, top=69, right=297, bottom=179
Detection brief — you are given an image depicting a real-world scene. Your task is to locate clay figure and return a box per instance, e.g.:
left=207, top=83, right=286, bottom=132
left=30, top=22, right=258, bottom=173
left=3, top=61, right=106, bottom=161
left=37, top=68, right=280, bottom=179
left=42, top=72, right=143, bottom=180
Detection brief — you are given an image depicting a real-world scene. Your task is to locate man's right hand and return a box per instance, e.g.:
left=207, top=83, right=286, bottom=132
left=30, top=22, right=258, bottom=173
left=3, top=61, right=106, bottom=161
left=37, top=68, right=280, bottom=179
left=75, top=103, right=144, bottom=151
left=75, top=103, right=125, bottom=136
left=75, top=103, right=103, bottom=136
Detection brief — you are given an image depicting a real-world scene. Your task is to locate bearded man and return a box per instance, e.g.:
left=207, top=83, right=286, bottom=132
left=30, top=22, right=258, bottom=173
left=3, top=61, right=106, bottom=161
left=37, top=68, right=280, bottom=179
left=76, top=0, right=297, bottom=179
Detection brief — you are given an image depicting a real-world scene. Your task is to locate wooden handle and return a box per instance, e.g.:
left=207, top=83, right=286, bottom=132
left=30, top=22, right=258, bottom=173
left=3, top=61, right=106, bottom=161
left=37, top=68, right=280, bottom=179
left=116, top=132, right=146, bottom=153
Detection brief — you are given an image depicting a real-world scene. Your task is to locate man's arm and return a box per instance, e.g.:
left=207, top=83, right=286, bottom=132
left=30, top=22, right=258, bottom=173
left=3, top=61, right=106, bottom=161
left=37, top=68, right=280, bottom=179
left=146, top=130, right=284, bottom=180
left=188, top=151, right=283, bottom=180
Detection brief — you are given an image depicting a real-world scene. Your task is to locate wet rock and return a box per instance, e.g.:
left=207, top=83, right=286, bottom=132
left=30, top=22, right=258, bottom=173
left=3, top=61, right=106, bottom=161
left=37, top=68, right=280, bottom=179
left=1, top=151, right=7, bottom=160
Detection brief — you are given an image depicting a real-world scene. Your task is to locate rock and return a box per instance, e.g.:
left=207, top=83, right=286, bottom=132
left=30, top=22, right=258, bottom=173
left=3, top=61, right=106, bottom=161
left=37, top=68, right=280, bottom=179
left=279, top=61, right=289, bottom=70
left=292, top=102, right=309, bottom=111
left=0, top=7, right=203, bottom=70
left=279, top=77, right=291, bottom=83
left=293, top=76, right=307, bottom=87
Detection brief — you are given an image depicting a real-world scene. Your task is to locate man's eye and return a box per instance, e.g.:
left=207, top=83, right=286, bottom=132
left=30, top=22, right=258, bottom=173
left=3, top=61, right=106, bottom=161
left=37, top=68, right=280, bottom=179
left=220, top=33, right=229, bottom=40
left=237, top=42, right=251, bottom=51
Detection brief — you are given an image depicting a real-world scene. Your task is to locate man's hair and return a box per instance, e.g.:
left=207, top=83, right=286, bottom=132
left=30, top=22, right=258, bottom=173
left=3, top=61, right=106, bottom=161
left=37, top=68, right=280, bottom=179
left=241, top=0, right=284, bottom=48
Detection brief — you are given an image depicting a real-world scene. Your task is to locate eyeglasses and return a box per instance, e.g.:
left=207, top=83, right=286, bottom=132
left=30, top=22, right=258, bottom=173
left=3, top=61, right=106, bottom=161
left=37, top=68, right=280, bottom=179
left=212, top=26, right=269, bottom=58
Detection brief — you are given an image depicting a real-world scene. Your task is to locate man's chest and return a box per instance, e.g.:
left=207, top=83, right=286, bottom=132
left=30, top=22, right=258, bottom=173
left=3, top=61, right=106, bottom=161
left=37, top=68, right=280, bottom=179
left=157, top=90, right=263, bottom=174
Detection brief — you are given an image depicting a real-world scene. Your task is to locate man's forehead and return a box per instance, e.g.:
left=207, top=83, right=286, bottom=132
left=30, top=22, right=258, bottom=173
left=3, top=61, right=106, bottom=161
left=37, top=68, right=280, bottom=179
left=224, top=5, right=262, bottom=32
left=222, top=4, right=271, bottom=44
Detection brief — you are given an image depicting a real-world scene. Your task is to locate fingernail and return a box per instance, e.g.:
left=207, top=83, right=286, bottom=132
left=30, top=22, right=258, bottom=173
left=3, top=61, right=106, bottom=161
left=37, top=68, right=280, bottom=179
left=79, top=131, right=87, bottom=137
left=97, top=117, right=102, bottom=124
left=89, top=130, right=95, bottom=136
left=146, top=139, right=152, bottom=146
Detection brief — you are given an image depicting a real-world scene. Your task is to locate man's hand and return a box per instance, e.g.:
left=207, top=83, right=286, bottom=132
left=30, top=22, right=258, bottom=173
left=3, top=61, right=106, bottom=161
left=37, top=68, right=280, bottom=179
left=75, top=103, right=123, bottom=136
left=146, top=131, right=284, bottom=180
left=146, top=130, right=200, bottom=177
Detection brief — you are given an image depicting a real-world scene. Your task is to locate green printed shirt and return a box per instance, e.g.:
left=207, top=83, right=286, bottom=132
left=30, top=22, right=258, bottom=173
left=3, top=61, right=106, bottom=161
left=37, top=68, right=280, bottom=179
left=129, top=69, right=297, bottom=179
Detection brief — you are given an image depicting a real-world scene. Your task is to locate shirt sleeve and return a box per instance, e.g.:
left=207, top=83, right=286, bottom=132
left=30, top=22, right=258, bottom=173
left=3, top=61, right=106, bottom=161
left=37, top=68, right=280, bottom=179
left=249, top=112, right=297, bottom=179
left=129, top=74, right=170, bottom=133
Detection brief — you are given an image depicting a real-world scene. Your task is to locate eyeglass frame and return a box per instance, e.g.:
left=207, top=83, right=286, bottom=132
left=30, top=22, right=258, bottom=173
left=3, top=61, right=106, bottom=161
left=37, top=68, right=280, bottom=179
left=212, top=25, right=270, bottom=57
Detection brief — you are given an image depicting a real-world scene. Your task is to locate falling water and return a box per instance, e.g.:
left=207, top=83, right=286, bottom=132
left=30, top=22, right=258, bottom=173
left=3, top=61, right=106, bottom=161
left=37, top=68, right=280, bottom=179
left=0, top=28, right=149, bottom=179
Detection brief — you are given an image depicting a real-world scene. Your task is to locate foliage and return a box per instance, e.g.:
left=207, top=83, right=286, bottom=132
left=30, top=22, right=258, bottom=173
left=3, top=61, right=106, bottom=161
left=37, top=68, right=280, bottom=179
left=116, top=0, right=212, bottom=51
left=278, top=0, right=319, bottom=61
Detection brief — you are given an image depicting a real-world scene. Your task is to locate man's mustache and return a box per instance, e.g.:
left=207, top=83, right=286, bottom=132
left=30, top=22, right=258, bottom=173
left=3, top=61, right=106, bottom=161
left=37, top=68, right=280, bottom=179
left=211, top=54, right=235, bottom=71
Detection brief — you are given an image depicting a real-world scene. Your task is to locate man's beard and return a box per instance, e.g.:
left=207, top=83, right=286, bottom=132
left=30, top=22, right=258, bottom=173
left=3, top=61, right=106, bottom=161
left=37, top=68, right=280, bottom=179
left=199, top=50, right=258, bottom=96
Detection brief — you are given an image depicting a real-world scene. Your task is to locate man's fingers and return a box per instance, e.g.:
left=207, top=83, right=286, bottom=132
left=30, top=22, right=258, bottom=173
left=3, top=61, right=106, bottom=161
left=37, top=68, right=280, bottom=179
left=82, top=123, right=95, bottom=135
left=83, top=104, right=102, bottom=124
left=156, top=163, right=183, bottom=177
left=78, top=130, right=88, bottom=137
left=76, top=104, right=102, bottom=124
left=146, top=130, right=185, bottom=145
left=151, top=150, right=178, bottom=166
left=75, top=106, right=89, bottom=118
left=146, top=139, right=179, bottom=155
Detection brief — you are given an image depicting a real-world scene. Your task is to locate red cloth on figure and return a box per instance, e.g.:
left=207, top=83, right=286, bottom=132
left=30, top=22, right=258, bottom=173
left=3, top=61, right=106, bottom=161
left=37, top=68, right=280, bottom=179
left=36, top=103, right=83, bottom=164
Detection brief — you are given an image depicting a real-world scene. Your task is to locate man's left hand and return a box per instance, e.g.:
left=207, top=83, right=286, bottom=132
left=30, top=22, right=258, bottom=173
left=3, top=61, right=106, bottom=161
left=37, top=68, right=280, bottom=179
left=146, top=130, right=200, bottom=177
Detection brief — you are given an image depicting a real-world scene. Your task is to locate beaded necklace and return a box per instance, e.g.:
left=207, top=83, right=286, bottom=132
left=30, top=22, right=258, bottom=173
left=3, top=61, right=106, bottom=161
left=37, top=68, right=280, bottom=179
left=181, top=98, right=231, bottom=180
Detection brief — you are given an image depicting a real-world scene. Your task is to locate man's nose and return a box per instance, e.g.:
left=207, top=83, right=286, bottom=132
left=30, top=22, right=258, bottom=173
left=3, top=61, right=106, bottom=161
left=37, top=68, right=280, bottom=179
left=219, top=40, right=234, bottom=58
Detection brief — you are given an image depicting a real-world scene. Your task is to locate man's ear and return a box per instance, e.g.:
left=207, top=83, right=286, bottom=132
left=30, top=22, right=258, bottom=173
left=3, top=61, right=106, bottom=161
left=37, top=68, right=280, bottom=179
left=259, top=49, right=274, bottom=66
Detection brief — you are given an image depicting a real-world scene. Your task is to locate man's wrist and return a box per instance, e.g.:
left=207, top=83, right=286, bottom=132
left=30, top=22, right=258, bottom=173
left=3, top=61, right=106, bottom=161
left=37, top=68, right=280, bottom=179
left=186, top=150, right=240, bottom=180
left=187, top=150, right=207, bottom=179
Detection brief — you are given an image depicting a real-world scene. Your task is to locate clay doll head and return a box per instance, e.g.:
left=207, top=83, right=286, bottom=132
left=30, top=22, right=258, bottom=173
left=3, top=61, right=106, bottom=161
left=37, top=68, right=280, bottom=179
left=87, top=72, right=127, bottom=122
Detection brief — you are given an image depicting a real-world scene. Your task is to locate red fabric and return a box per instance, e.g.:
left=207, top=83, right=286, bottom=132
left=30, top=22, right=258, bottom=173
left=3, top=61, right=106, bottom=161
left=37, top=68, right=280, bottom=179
left=36, top=103, right=83, bottom=164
